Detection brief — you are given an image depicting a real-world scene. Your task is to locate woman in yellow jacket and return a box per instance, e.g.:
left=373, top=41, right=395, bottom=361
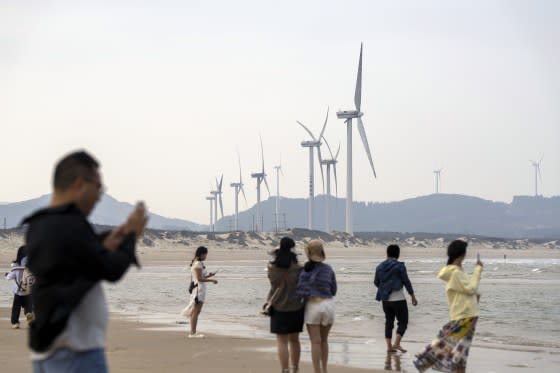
left=414, top=240, right=483, bottom=373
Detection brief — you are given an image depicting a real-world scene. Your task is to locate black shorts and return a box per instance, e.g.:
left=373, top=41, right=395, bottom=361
left=270, top=308, right=304, bottom=334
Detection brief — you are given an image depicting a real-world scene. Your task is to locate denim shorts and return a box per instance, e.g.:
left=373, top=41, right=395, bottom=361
left=32, top=348, right=107, bottom=373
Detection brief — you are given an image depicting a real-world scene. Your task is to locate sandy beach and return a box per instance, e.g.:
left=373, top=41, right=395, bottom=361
left=0, top=307, right=380, bottom=373
left=2, top=231, right=560, bottom=372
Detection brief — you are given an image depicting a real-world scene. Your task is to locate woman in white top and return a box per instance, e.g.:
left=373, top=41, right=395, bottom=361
left=187, top=246, right=217, bottom=338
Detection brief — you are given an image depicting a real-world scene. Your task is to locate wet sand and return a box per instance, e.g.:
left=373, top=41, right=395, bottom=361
left=0, top=307, right=381, bottom=373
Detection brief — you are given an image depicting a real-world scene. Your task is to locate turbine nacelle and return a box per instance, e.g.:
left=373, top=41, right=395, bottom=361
left=301, top=140, right=320, bottom=147
left=336, top=110, right=363, bottom=119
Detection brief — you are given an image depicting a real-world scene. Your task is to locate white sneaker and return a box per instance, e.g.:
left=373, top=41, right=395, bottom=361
left=11, top=323, right=20, bottom=329
left=26, top=313, right=34, bottom=325
left=188, top=333, right=205, bottom=338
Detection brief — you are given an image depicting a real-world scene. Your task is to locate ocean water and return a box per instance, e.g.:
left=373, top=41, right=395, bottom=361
left=3, top=253, right=560, bottom=372
left=106, top=253, right=560, bottom=371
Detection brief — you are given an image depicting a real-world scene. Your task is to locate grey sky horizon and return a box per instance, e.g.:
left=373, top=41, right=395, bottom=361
left=1, top=0, right=559, bottom=224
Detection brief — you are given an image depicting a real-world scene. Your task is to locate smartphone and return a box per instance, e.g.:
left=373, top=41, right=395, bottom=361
left=136, top=201, right=145, bottom=210
left=476, top=252, right=480, bottom=262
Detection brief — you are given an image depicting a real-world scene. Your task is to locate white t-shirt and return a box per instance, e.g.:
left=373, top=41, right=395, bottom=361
left=31, top=283, right=108, bottom=360
left=191, top=261, right=208, bottom=302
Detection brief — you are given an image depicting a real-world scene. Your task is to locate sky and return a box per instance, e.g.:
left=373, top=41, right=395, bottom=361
left=1, top=0, right=559, bottom=224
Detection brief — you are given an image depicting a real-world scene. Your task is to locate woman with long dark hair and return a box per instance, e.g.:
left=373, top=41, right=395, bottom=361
left=182, top=246, right=217, bottom=338
left=267, top=237, right=303, bottom=373
left=413, top=239, right=483, bottom=373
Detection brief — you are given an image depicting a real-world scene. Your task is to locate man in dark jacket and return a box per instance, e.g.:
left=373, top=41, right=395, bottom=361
left=374, top=244, right=417, bottom=353
left=23, top=150, right=148, bottom=373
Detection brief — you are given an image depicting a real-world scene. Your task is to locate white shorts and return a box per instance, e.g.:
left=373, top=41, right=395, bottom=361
left=304, top=298, right=335, bottom=326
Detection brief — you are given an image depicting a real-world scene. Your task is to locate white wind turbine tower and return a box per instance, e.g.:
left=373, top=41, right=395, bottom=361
left=205, top=195, right=215, bottom=231
left=434, top=169, right=442, bottom=194
left=230, top=152, right=247, bottom=231
left=273, top=156, right=283, bottom=233
left=530, top=157, right=543, bottom=196
left=251, top=137, right=270, bottom=232
left=336, top=43, right=377, bottom=234
left=297, top=108, right=328, bottom=230
left=320, top=137, right=340, bottom=232
left=210, top=175, right=224, bottom=231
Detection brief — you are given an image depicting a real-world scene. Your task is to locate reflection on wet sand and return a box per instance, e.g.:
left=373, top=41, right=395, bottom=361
left=384, top=352, right=402, bottom=371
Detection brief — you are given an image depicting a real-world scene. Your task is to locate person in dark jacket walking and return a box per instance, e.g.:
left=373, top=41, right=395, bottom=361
left=5, top=245, right=33, bottom=329
left=22, top=150, right=148, bottom=373
left=374, top=244, right=418, bottom=353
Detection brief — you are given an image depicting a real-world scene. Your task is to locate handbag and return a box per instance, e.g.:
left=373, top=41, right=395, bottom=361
left=260, top=268, right=289, bottom=317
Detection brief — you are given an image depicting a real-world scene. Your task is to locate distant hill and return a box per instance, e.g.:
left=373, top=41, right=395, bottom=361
left=215, top=194, right=560, bottom=239
left=0, top=194, right=204, bottom=231
left=1, top=193, right=559, bottom=239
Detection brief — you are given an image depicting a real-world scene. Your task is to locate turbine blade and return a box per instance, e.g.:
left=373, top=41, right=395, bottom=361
left=260, top=135, right=265, bottom=173
left=263, top=176, right=271, bottom=196
left=354, top=43, right=363, bottom=112
left=334, top=143, right=341, bottom=160
left=297, top=121, right=317, bottom=141
left=240, top=184, right=248, bottom=204
left=219, top=174, right=223, bottom=191
left=357, top=117, right=377, bottom=178
left=317, top=146, right=325, bottom=193
left=237, top=150, right=242, bottom=183
left=318, top=107, right=329, bottom=141
left=322, top=135, right=334, bottom=159
left=219, top=195, right=224, bottom=218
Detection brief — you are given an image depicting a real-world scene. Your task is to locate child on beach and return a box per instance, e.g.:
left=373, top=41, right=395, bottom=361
left=296, top=240, right=337, bottom=373
left=5, top=245, right=33, bottom=329
left=267, top=237, right=304, bottom=373
left=374, top=244, right=418, bottom=353
left=413, top=239, right=483, bottom=373
left=182, top=246, right=218, bottom=338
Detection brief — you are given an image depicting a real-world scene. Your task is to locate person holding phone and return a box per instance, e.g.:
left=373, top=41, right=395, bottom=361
left=414, top=239, right=483, bottom=373
left=183, top=246, right=218, bottom=338
left=22, top=150, right=148, bottom=373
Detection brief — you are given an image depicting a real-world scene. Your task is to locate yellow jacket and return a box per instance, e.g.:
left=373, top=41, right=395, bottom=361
left=438, top=264, right=482, bottom=320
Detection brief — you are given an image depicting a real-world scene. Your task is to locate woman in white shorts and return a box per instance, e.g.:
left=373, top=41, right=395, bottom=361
left=296, top=240, right=337, bottom=373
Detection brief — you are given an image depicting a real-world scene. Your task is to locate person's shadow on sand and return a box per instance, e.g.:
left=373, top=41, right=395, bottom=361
left=384, top=352, right=402, bottom=371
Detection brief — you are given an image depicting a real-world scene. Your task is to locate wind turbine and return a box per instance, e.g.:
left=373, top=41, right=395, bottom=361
left=336, top=43, right=377, bottom=234
left=251, top=137, right=270, bottom=232
left=320, top=137, right=340, bottom=232
left=530, top=157, right=543, bottom=196
left=210, top=175, right=224, bottom=231
left=433, top=169, right=442, bottom=194
left=273, top=156, right=283, bottom=233
left=205, top=195, right=215, bottom=232
left=297, top=108, right=328, bottom=230
left=230, top=152, right=247, bottom=231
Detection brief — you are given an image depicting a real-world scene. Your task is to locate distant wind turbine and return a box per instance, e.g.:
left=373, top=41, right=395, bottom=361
left=205, top=195, right=215, bottom=231
left=273, top=156, right=283, bottom=233
left=251, top=136, right=270, bottom=232
left=434, top=169, right=442, bottom=194
left=530, top=157, right=543, bottom=196
left=336, top=43, right=377, bottom=234
left=230, top=151, right=247, bottom=231
left=297, top=108, right=328, bottom=230
left=320, top=137, right=340, bottom=232
left=210, top=175, right=224, bottom=231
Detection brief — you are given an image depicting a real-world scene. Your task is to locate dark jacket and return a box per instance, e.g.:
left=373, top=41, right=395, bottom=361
left=22, top=203, right=138, bottom=352
left=267, top=263, right=303, bottom=312
left=374, top=258, right=414, bottom=301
